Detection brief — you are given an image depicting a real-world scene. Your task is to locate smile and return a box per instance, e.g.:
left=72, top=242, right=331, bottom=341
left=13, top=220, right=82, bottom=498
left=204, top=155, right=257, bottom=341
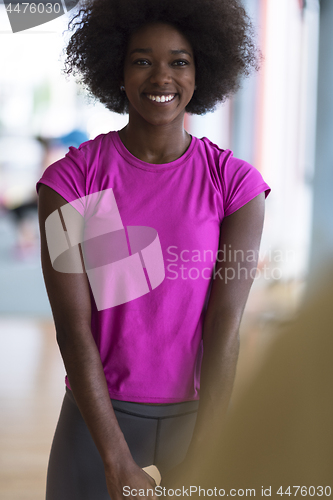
left=145, top=94, right=177, bottom=103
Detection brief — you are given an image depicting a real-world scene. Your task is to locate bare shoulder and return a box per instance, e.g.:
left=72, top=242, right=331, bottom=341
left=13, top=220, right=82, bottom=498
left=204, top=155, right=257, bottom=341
left=38, top=184, right=70, bottom=219
left=222, top=192, right=265, bottom=234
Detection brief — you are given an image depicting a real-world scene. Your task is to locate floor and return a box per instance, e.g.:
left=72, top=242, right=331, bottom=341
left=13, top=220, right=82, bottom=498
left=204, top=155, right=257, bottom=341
left=0, top=318, right=65, bottom=500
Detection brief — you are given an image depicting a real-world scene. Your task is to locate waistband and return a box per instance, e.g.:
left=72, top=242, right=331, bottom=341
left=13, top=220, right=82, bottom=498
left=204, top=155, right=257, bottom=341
left=65, top=386, right=199, bottom=419
left=111, top=398, right=199, bottom=419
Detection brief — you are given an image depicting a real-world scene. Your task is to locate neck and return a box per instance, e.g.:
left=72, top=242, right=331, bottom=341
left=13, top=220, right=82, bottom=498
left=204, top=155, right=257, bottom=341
left=118, top=115, right=191, bottom=164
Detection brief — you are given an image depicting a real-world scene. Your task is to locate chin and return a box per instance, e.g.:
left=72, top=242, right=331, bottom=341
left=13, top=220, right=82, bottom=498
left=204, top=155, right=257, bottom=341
left=141, top=114, right=178, bottom=127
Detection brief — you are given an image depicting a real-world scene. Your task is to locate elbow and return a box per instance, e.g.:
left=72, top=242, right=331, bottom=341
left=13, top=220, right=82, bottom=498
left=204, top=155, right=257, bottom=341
left=203, top=311, right=242, bottom=340
left=55, top=328, right=68, bottom=353
left=202, top=316, right=240, bottom=358
left=54, top=321, right=93, bottom=357
left=54, top=321, right=74, bottom=353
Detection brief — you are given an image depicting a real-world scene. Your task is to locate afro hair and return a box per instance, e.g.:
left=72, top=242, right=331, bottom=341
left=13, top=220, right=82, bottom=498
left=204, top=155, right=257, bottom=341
left=65, top=0, right=262, bottom=115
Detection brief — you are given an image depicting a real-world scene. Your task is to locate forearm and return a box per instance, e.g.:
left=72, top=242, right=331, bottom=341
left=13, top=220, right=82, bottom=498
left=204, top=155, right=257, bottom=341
left=56, top=324, right=132, bottom=469
left=187, top=314, right=240, bottom=455
left=56, top=324, right=158, bottom=498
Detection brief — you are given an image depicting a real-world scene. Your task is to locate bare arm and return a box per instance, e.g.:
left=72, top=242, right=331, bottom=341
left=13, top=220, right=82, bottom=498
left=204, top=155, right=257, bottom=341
left=187, top=192, right=266, bottom=455
left=38, top=184, right=156, bottom=499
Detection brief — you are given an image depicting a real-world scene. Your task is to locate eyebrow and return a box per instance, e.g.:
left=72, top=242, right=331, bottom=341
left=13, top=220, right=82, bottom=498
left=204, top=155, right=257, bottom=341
left=129, top=48, right=192, bottom=57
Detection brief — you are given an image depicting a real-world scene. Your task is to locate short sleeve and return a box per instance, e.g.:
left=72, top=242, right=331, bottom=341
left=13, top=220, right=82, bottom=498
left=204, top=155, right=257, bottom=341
left=36, top=145, right=87, bottom=216
left=220, top=150, right=271, bottom=217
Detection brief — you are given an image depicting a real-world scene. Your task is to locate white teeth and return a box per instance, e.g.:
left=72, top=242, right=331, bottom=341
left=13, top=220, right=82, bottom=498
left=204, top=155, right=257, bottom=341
left=146, top=94, right=176, bottom=102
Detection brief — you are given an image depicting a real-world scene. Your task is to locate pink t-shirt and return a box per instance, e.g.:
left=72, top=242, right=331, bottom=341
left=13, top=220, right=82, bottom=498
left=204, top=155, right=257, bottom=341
left=36, top=131, right=270, bottom=403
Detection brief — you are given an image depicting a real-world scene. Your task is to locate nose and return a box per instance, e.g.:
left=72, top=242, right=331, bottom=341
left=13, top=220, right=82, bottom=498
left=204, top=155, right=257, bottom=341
left=149, top=63, right=172, bottom=86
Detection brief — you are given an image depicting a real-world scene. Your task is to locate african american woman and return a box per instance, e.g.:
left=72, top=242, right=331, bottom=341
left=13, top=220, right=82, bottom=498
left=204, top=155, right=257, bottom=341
left=37, top=0, right=271, bottom=499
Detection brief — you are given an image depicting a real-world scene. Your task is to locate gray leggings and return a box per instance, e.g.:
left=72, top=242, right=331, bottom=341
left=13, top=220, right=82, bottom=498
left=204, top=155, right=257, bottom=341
left=46, top=387, right=199, bottom=500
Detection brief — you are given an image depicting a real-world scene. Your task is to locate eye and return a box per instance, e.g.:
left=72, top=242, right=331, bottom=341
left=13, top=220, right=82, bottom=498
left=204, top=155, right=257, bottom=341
left=172, top=60, right=189, bottom=67
left=133, top=59, right=151, bottom=66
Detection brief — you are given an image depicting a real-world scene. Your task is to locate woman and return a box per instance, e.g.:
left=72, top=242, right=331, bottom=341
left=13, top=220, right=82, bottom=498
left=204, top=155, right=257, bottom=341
left=37, top=0, right=270, bottom=498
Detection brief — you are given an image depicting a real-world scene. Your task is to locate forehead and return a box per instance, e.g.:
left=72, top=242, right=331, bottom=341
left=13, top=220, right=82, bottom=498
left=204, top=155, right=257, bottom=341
left=126, top=22, right=193, bottom=53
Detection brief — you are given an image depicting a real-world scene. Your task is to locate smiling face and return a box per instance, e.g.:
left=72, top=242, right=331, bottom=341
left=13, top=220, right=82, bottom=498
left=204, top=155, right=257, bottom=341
left=122, top=23, right=196, bottom=128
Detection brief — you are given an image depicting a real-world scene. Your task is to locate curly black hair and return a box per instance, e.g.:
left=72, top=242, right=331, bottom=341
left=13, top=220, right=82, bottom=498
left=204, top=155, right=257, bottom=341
left=64, top=0, right=262, bottom=115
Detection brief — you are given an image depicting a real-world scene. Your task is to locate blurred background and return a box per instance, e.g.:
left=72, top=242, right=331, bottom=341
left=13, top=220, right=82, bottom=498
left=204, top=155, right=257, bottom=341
left=0, top=0, right=332, bottom=498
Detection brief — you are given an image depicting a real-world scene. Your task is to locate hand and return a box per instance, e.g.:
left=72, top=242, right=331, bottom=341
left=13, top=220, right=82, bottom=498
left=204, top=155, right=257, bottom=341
left=105, top=457, right=157, bottom=500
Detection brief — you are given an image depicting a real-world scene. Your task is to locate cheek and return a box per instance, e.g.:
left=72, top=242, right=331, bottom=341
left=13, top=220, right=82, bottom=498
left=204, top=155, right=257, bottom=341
left=123, top=65, right=140, bottom=84
left=125, top=74, right=147, bottom=95
left=183, top=74, right=196, bottom=93
left=184, top=70, right=196, bottom=87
